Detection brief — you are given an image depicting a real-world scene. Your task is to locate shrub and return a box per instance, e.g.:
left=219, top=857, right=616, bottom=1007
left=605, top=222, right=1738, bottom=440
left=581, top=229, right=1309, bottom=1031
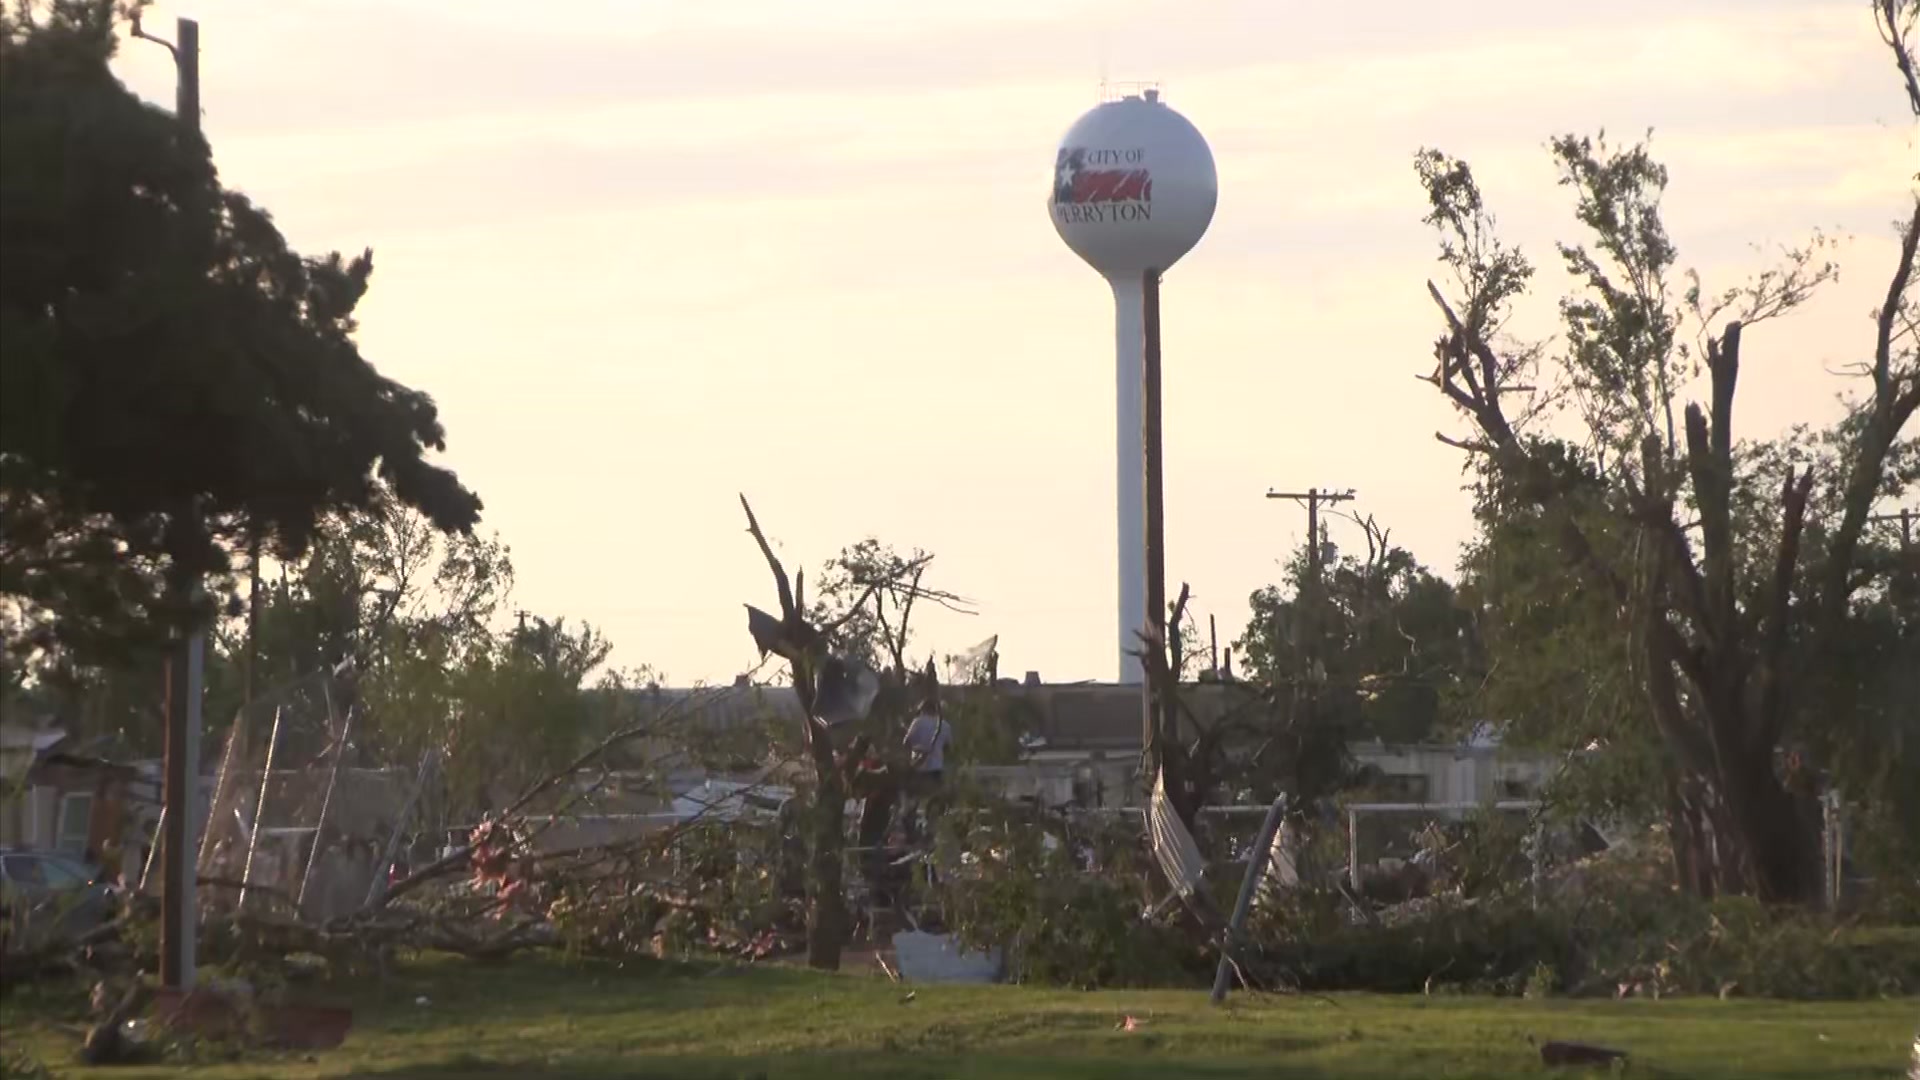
left=1, top=1047, right=53, bottom=1080
left=1651, top=898, right=1920, bottom=999
left=541, top=818, right=802, bottom=962
left=922, top=792, right=1207, bottom=989
left=974, top=872, right=1206, bottom=989
left=1250, top=894, right=1573, bottom=995
left=922, top=782, right=1920, bottom=997
left=1247, top=884, right=1920, bottom=999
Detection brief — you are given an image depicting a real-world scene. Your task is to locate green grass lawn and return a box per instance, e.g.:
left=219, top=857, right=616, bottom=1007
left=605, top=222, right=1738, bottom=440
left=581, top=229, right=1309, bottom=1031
left=3, top=953, right=1914, bottom=1079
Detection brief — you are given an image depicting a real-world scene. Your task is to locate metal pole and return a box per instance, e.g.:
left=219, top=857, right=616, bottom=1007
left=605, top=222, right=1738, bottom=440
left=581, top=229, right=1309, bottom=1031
left=1348, top=806, right=1360, bottom=892
left=138, top=806, right=165, bottom=893
left=1141, top=268, right=1167, bottom=757
left=1306, top=489, right=1319, bottom=679
left=152, top=14, right=202, bottom=993
left=161, top=632, right=204, bottom=984
left=1826, top=791, right=1844, bottom=912
left=238, top=707, right=284, bottom=911
left=1211, top=795, right=1287, bottom=1004
left=243, top=532, right=261, bottom=705
left=365, top=751, right=438, bottom=908
left=1529, top=823, right=1543, bottom=911
left=297, top=704, right=356, bottom=912
left=160, top=651, right=192, bottom=985
left=197, top=710, right=243, bottom=869
left=1821, top=793, right=1832, bottom=912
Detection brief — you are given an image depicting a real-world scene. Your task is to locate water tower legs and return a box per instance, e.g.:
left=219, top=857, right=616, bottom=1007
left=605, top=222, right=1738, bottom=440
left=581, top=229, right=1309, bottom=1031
left=1109, top=272, right=1165, bottom=685
left=1110, top=277, right=1146, bottom=683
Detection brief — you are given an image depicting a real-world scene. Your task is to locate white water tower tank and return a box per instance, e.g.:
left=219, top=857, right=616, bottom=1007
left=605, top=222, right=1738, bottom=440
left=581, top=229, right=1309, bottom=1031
left=1049, top=88, right=1218, bottom=277
left=1047, top=87, right=1217, bottom=683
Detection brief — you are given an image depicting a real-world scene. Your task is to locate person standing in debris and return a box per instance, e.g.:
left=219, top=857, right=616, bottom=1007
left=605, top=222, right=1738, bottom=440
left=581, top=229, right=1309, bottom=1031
left=900, top=690, right=952, bottom=846
left=902, top=692, right=952, bottom=790
left=843, top=736, right=900, bottom=907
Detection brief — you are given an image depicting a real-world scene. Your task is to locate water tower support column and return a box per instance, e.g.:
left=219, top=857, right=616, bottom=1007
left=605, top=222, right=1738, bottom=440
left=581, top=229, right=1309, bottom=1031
left=1046, top=87, right=1215, bottom=685
left=1110, top=275, right=1147, bottom=684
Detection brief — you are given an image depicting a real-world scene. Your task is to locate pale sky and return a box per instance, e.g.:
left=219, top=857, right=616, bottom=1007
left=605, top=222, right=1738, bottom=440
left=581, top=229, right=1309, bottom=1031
left=114, top=1, right=1918, bottom=685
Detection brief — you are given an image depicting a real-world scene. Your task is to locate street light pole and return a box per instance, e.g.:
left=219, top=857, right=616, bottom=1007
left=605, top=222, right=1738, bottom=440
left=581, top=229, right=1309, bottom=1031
left=134, top=13, right=203, bottom=992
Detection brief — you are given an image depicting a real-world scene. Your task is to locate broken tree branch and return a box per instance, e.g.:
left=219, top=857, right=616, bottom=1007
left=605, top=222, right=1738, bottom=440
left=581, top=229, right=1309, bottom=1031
left=1876, top=0, right=1920, bottom=117
left=1757, top=468, right=1816, bottom=752
left=739, top=494, right=796, bottom=619
left=372, top=688, right=718, bottom=911
left=1820, top=202, right=1920, bottom=635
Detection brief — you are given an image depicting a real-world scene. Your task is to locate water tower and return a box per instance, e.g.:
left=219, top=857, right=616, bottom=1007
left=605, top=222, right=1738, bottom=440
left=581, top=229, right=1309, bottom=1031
left=1048, top=86, right=1217, bottom=683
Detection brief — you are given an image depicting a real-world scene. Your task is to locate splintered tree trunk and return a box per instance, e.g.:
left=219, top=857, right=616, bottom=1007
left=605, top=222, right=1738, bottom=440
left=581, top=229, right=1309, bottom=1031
left=1665, top=778, right=1716, bottom=899
left=1717, top=745, right=1824, bottom=904
left=1662, top=736, right=1823, bottom=903
left=735, top=495, right=856, bottom=968
left=805, top=768, right=850, bottom=971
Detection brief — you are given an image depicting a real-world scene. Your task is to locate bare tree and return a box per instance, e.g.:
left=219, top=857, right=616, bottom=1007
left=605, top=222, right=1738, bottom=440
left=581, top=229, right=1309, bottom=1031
left=736, top=499, right=962, bottom=969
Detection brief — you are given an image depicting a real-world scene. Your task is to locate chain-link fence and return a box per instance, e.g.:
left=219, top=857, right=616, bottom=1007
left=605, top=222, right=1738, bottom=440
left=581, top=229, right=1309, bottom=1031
left=176, top=663, right=446, bottom=923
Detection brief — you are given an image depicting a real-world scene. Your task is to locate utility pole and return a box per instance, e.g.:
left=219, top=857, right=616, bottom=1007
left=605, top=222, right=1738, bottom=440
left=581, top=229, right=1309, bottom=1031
left=1907, top=508, right=1916, bottom=598
left=1140, top=269, right=1167, bottom=758
left=134, top=13, right=202, bottom=992
left=1869, top=508, right=1915, bottom=551
left=1264, top=488, right=1355, bottom=682
left=244, top=533, right=260, bottom=704
left=1867, top=508, right=1917, bottom=592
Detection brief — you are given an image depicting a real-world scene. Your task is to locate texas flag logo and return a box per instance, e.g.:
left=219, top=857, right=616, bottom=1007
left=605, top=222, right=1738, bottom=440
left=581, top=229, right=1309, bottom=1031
left=1054, top=148, right=1153, bottom=205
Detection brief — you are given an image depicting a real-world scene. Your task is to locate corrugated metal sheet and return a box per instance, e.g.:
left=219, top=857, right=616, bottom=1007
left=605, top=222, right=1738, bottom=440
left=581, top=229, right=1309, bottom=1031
left=1148, top=769, right=1206, bottom=898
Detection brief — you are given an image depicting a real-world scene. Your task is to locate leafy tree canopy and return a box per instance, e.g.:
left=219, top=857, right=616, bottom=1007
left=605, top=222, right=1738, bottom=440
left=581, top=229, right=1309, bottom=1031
left=0, top=1, right=479, bottom=677
left=1414, top=102, right=1917, bottom=900
left=1236, top=524, right=1478, bottom=747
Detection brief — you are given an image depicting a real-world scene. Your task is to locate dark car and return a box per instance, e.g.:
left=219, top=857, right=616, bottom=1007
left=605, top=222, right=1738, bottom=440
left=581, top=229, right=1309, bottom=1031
left=0, top=849, right=113, bottom=951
